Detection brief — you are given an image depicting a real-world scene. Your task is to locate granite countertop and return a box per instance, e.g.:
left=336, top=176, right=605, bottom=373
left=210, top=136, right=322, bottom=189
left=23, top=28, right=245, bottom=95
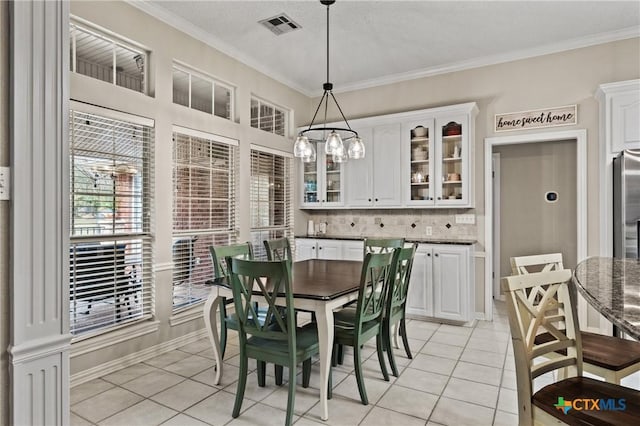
left=295, top=235, right=476, bottom=245
left=573, top=256, right=640, bottom=339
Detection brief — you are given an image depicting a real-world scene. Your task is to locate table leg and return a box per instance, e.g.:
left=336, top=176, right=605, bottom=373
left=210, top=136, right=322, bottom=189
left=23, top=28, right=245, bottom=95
left=203, top=291, right=222, bottom=385
left=315, top=303, right=334, bottom=421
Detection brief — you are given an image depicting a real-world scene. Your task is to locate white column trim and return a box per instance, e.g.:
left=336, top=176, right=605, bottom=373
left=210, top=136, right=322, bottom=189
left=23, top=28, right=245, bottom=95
left=9, top=1, right=70, bottom=425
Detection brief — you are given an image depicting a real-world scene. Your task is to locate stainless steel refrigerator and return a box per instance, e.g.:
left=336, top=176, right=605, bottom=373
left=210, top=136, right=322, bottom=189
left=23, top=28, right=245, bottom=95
left=613, top=149, right=640, bottom=258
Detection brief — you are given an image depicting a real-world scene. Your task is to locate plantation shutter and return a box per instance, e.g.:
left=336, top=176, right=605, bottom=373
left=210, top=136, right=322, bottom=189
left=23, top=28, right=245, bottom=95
left=249, top=145, right=293, bottom=260
left=69, top=106, right=154, bottom=336
left=172, top=127, right=238, bottom=310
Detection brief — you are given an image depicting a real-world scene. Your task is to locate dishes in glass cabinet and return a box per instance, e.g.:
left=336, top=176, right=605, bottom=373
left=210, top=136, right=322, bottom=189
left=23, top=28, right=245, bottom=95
left=443, top=122, right=462, bottom=136
left=412, top=126, right=428, bottom=138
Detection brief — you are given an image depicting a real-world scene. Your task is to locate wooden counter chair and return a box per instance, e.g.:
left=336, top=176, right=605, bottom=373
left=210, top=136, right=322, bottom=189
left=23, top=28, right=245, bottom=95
left=384, top=243, right=418, bottom=377
left=227, top=258, right=319, bottom=426
left=502, top=270, right=640, bottom=426
left=511, top=253, right=640, bottom=384
left=331, top=251, right=395, bottom=405
left=363, top=237, right=405, bottom=256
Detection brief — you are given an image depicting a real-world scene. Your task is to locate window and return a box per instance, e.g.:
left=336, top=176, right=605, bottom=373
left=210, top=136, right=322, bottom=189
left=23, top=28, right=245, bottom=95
left=70, top=21, right=147, bottom=94
left=250, top=97, right=288, bottom=137
left=69, top=108, right=154, bottom=336
left=172, top=127, right=238, bottom=310
left=250, top=146, right=293, bottom=260
left=172, top=64, right=235, bottom=121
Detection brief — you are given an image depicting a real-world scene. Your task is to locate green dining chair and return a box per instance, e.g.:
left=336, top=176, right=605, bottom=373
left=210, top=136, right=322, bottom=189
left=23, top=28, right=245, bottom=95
left=363, top=237, right=405, bottom=256
left=227, top=258, right=319, bottom=426
left=263, top=237, right=293, bottom=262
left=331, top=251, right=395, bottom=405
left=209, top=242, right=255, bottom=359
left=383, top=244, right=418, bottom=377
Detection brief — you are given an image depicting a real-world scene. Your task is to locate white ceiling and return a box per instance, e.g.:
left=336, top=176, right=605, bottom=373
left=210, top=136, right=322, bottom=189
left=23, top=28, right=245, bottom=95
left=134, top=0, right=640, bottom=96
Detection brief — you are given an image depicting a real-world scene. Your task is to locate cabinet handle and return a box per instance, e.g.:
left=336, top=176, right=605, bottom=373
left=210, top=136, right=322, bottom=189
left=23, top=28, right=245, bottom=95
left=435, top=253, right=439, bottom=257
left=375, top=198, right=379, bottom=202
left=319, top=247, right=322, bottom=250
left=437, top=197, right=441, bottom=200
left=368, top=198, right=372, bottom=202
left=427, top=253, right=431, bottom=257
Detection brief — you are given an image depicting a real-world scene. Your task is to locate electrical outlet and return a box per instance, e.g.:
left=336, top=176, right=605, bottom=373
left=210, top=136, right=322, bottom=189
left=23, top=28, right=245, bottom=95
left=374, top=217, right=382, bottom=225
left=0, top=167, right=9, bottom=201
left=425, top=226, right=433, bottom=236
left=455, top=214, right=475, bottom=224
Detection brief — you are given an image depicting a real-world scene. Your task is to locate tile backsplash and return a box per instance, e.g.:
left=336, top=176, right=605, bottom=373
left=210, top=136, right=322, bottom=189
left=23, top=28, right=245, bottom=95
left=304, top=209, right=477, bottom=240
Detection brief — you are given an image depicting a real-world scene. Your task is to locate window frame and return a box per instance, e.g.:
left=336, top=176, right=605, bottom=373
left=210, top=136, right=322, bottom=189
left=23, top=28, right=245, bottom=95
left=70, top=18, right=148, bottom=94
left=249, top=145, right=294, bottom=260
left=171, top=125, right=239, bottom=312
left=250, top=96, right=290, bottom=138
left=172, top=62, right=236, bottom=122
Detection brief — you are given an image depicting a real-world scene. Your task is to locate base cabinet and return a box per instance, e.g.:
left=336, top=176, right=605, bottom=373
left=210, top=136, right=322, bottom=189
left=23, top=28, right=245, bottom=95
left=406, top=243, right=474, bottom=323
left=294, top=238, right=363, bottom=261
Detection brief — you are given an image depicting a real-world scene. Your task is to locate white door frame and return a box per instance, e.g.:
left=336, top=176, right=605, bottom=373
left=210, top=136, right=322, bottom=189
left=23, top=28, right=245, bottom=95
left=484, top=129, right=588, bottom=323
left=492, top=153, right=503, bottom=301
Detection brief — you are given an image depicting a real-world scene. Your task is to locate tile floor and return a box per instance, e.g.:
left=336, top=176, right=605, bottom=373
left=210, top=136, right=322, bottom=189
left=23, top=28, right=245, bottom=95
left=69, top=301, right=640, bottom=426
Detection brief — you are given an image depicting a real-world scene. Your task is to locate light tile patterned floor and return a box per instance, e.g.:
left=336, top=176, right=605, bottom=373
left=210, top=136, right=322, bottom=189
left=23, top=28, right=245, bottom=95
left=70, top=301, right=640, bottom=426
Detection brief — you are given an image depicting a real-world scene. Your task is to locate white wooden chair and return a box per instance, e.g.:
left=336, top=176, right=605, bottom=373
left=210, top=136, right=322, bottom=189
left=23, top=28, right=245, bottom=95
left=511, top=253, right=640, bottom=384
left=502, top=270, right=640, bottom=425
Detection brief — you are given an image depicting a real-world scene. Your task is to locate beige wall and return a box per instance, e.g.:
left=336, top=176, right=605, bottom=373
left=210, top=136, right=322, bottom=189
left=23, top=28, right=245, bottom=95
left=69, top=1, right=311, bottom=375
left=1, top=2, right=8, bottom=423
left=495, top=140, right=577, bottom=278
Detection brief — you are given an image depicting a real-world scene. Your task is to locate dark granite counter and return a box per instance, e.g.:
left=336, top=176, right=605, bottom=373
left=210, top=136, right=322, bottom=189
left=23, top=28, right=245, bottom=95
left=295, top=235, right=476, bottom=245
left=573, top=257, right=640, bottom=340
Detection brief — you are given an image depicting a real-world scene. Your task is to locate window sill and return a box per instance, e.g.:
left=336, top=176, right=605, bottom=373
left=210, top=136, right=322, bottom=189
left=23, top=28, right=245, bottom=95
left=70, top=317, right=160, bottom=358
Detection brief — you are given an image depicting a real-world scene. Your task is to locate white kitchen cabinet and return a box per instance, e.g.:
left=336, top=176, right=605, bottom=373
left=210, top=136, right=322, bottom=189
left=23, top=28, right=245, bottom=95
left=300, top=142, right=344, bottom=209
left=402, top=104, right=477, bottom=208
left=345, top=124, right=403, bottom=207
left=406, top=243, right=474, bottom=323
left=596, top=80, right=640, bottom=153
left=294, top=238, right=362, bottom=261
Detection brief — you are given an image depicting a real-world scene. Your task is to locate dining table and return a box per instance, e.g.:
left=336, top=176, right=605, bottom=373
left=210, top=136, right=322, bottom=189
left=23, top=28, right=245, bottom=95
left=202, top=258, right=364, bottom=421
left=573, top=256, right=640, bottom=339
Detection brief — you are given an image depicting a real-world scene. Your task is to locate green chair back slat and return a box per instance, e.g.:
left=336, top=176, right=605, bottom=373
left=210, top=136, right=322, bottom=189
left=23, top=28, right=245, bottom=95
left=264, top=238, right=293, bottom=262
left=387, top=244, right=418, bottom=312
left=363, top=237, right=405, bottom=256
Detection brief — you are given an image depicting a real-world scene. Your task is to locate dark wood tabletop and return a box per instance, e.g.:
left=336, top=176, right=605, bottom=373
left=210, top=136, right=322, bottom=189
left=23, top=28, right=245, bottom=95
left=291, top=259, right=363, bottom=300
left=212, top=259, right=363, bottom=301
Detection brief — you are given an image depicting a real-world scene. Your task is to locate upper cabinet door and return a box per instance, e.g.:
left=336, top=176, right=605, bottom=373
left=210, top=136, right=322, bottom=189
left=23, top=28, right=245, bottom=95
left=300, top=142, right=344, bottom=208
left=435, top=115, right=470, bottom=206
left=301, top=154, right=321, bottom=208
left=345, top=127, right=374, bottom=207
left=403, top=119, right=435, bottom=206
left=372, top=123, right=403, bottom=206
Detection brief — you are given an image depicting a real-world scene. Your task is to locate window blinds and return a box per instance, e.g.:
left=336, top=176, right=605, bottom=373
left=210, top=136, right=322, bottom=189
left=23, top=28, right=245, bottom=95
left=69, top=109, right=154, bottom=336
left=249, top=147, right=293, bottom=260
left=172, top=129, right=238, bottom=310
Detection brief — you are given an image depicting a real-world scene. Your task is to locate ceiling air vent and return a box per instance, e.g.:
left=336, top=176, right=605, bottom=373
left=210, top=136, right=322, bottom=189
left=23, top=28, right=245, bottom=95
left=259, top=13, right=301, bottom=35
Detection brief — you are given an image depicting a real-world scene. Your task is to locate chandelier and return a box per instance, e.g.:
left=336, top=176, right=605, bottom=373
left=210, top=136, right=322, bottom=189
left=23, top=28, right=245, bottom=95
left=293, top=0, right=365, bottom=164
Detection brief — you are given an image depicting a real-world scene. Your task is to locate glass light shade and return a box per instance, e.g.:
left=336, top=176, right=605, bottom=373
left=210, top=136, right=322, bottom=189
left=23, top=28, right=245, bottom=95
left=347, top=136, right=365, bottom=159
left=324, top=130, right=344, bottom=155
left=302, top=143, right=316, bottom=163
left=332, top=144, right=348, bottom=163
left=293, top=135, right=310, bottom=157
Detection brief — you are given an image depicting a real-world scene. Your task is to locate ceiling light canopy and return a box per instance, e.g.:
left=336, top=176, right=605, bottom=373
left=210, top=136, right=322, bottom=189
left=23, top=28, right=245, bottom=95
left=293, top=0, right=365, bottom=164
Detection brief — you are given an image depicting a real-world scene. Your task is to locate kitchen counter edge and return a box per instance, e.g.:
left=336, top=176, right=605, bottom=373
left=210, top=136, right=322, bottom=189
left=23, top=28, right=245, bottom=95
left=295, top=235, right=476, bottom=245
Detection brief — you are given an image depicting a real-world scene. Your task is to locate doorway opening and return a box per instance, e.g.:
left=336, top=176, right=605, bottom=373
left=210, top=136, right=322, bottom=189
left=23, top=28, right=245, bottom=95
left=484, top=129, right=587, bottom=322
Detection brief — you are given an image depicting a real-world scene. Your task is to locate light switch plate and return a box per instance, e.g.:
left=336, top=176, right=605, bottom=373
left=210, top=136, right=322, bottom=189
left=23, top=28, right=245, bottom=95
left=0, top=167, right=9, bottom=201
left=455, top=214, right=475, bottom=224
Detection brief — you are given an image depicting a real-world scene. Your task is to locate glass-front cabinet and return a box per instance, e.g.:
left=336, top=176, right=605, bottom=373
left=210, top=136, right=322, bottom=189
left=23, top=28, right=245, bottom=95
left=402, top=104, right=476, bottom=208
left=300, top=142, right=344, bottom=208
left=404, top=120, right=435, bottom=205
left=436, top=116, right=468, bottom=206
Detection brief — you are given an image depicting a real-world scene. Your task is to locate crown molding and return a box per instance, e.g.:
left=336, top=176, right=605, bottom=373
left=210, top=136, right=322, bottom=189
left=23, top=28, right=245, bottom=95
left=128, top=1, right=638, bottom=98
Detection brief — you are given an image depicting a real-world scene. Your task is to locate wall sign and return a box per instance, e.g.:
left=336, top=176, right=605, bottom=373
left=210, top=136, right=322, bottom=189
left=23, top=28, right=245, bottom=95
left=495, top=105, right=577, bottom=132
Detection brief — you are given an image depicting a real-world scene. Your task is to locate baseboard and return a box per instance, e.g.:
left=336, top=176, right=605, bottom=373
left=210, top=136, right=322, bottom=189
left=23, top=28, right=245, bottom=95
left=70, top=328, right=208, bottom=387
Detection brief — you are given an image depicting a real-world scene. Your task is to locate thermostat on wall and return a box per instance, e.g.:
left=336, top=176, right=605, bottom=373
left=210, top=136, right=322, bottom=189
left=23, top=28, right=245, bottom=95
left=545, top=191, right=559, bottom=203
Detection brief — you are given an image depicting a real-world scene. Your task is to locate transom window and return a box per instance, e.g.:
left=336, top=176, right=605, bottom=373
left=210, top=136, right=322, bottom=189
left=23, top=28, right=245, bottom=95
left=250, top=146, right=293, bottom=259
left=70, top=20, right=147, bottom=94
left=172, top=63, right=235, bottom=121
left=69, top=107, right=154, bottom=336
left=172, top=127, right=238, bottom=310
left=250, top=97, right=289, bottom=137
